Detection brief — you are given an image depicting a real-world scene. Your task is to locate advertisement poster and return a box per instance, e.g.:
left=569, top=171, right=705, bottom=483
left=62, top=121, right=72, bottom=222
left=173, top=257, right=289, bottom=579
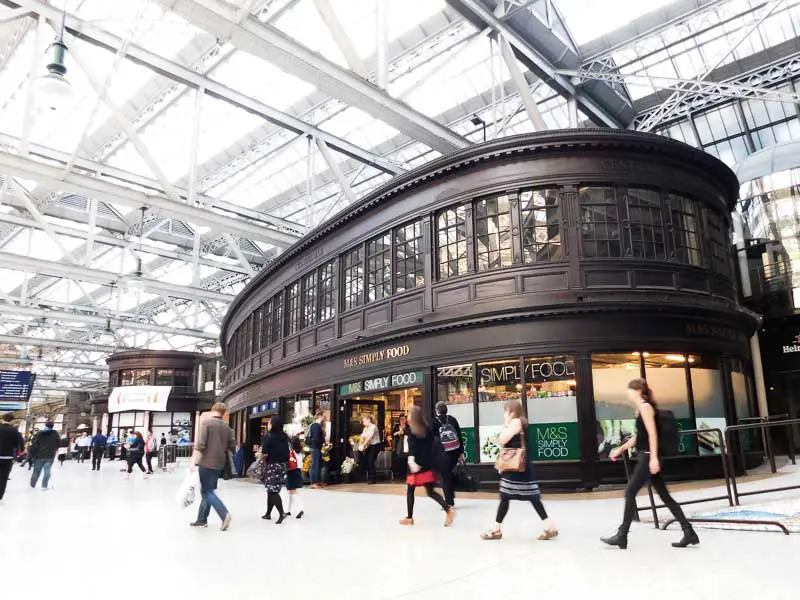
left=598, top=418, right=702, bottom=457
left=528, top=422, right=580, bottom=461
left=460, top=427, right=476, bottom=464
left=108, top=386, right=171, bottom=413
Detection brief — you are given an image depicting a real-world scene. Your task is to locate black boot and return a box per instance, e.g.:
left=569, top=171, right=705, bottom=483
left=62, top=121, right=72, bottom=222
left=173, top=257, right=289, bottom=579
left=601, top=530, right=628, bottom=549
left=672, top=526, right=699, bottom=548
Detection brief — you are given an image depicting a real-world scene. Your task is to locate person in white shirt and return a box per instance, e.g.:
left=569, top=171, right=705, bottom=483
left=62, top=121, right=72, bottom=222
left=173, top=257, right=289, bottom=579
left=77, top=433, right=91, bottom=464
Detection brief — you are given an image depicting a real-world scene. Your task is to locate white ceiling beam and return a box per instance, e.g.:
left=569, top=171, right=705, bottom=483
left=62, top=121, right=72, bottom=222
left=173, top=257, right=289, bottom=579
left=499, top=37, right=546, bottom=131
left=0, top=250, right=235, bottom=303
left=312, top=0, right=367, bottom=76
left=0, top=334, right=116, bottom=353
left=316, top=138, right=358, bottom=206
left=155, top=0, right=470, bottom=154
left=0, top=150, right=297, bottom=248
left=0, top=302, right=218, bottom=340
left=0, top=357, right=107, bottom=371
left=11, top=0, right=406, bottom=176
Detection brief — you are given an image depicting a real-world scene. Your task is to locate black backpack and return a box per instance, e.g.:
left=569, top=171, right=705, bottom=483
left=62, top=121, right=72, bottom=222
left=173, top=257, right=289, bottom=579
left=657, top=410, right=680, bottom=457
left=435, top=416, right=461, bottom=453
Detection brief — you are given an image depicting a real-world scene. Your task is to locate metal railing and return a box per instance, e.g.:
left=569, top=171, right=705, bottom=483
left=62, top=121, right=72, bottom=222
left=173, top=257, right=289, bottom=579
left=157, top=443, right=194, bottom=472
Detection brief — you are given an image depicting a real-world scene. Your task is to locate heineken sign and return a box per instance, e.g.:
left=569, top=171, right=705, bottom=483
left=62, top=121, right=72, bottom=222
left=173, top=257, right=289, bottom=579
left=339, top=370, right=424, bottom=396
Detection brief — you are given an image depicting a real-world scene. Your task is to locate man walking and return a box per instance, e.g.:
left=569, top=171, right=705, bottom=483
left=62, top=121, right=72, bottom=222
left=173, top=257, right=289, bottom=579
left=90, top=430, right=107, bottom=471
left=77, top=432, right=91, bottom=464
left=308, top=410, right=326, bottom=489
left=29, top=420, right=60, bottom=490
left=433, top=401, right=464, bottom=510
left=190, top=403, right=235, bottom=531
left=0, top=413, right=25, bottom=502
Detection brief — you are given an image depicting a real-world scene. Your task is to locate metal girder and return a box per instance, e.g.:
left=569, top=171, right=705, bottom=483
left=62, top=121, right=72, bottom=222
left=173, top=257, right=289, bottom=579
left=499, top=37, right=546, bottom=130
left=315, top=138, right=358, bottom=207
left=452, top=0, right=625, bottom=128
left=154, top=0, right=470, bottom=154
left=0, top=334, right=116, bottom=353
left=0, top=302, right=218, bottom=340
left=0, top=358, right=107, bottom=371
left=9, top=0, right=405, bottom=176
left=0, top=150, right=297, bottom=248
left=312, top=0, right=366, bottom=76
left=0, top=251, right=235, bottom=303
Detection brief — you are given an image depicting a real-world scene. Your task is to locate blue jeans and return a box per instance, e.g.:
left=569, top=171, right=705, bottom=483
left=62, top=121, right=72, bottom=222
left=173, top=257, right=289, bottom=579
left=310, top=449, right=322, bottom=484
left=30, top=458, right=54, bottom=489
left=196, top=467, right=228, bottom=524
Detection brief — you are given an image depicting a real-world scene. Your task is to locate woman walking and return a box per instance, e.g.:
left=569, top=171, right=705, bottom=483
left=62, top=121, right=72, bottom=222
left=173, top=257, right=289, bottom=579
left=601, top=378, right=698, bottom=549
left=358, top=415, right=381, bottom=484
left=126, top=431, right=147, bottom=479
left=260, top=416, right=289, bottom=524
left=399, top=406, right=454, bottom=527
left=285, top=435, right=305, bottom=519
left=481, top=400, right=557, bottom=542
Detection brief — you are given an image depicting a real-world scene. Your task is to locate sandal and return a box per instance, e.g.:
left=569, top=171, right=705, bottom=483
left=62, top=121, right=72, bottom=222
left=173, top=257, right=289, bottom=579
left=399, top=517, right=414, bottom=526
left=444, top=508, right=456, bottom=527
left=537, top=528, right=559, bottom=541
left=481, top=529, right=503, bottom=541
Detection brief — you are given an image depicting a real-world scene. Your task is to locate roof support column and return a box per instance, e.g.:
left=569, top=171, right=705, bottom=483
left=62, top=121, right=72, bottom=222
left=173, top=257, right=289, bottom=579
left=313, top=0, right=366, bottom=77
left=316, top=138, right=358, bottom=207
left=375, top=0, right=388, bottom=89
left=189, top=87, right=204, bottom=286
left=499, top=37, right=545, bottom=131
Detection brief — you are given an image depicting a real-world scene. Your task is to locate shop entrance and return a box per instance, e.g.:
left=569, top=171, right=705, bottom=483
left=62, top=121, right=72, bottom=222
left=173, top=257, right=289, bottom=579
left=345, top=387, right=423, bottom=454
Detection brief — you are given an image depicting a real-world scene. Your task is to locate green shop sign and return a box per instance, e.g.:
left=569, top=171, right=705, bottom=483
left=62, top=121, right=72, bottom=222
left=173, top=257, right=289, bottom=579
left=460, top=426, right=477, bottom=464
left=528, top=422, right=580, bottom=461
left=338, top=370, right=424, bottom=396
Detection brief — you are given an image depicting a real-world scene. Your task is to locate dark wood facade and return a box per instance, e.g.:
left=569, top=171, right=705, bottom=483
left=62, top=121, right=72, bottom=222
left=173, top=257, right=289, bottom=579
left=220, top=130, right=759, bottom=489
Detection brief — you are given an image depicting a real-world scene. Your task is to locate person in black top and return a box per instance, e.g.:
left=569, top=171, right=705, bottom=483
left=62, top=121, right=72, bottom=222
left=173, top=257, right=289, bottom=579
left=29, top=421, right=60, bottom=490
left=399, top=406, right=454, bottom=527
left=601, top=378, right=698, bottom=550
left=0, top=413, right=25, bottom=501
left=126, top=432, right=147, bottom=479
left=260, top=415, right=290, bottom=524
left=308, top=410, right=326, bottom=489
left=432, top=401, right=464, bottom=510
left=90, top=431, right=107, bottom=471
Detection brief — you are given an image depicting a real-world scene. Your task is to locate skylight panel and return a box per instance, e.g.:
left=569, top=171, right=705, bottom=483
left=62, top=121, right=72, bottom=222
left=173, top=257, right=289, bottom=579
left=556, top=0, right=675, bottom=45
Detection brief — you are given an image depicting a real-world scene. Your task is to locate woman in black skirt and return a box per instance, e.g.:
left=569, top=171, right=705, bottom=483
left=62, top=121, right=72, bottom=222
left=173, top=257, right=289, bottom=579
left=260, top=416, right=289, bottom=524
left=481, top=400, right=557, bottom=541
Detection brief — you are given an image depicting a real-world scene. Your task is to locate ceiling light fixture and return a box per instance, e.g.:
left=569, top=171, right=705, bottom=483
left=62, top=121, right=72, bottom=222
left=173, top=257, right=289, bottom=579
left=32, top=2, right=73, bottom=112
left=127, top=206, right=147, bottom=291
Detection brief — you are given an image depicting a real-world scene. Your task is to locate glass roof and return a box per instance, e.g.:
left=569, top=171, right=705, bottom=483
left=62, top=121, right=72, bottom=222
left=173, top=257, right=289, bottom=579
left=0, top=0, right=797, bottom=394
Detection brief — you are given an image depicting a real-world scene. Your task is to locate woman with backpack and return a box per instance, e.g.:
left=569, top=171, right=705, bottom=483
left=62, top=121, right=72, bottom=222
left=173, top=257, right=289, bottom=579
left=125, top=431, right=147, bottom=479
left=601, top=378, right=698, bottom=549
left=399, top=406, right=454, bottom=527
left=481, top=399, right=557, bottom=542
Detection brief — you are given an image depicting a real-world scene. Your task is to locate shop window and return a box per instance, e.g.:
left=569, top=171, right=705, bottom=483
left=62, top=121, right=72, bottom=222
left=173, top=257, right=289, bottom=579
left=270, top=293, right=283, bottom=344
left=706, top=209, right=731, bottom=276
left=525, top=355, right=579, bottom=461
left=394, top=220, right=425, bottom=293
left=260, top=299, right=272, bottom=349
left=437, top=204, right=468, bottom=279
left=174, top=370, right=191, bottom=388
left=580, top=186, right=622, bottom=258
left=625, top=188, right=665, bottom=260
left=478, top=359, right=522, bottom=463
left=120, top=369, right=151, bottom=387
left=286, top=280, right=301, bottom=335
left=592, top=353, right=642, bottom=458
left=643, top=353, right=693, bottom=454
left=667, top=193, right=702, bottom=266
left=521, top=188, right=562, bottom=263
left=302, top=271, right=318, bottom=329
left=155, top=369, right=173, bottom=386
left=436, top=364, right=476, bottom=463
left=475, top=194, right=513, bottom=271
left=243, top=315, right=252, bottom=361
left=252, top=305, right=263, bottom=352
left=315, top=389, right=333, bottom=439
left=730, top=358, right=753, bottom=422
left=366, top=233, right=391, bottom=303
left=109, top=371, right=119, bottom=387
left=691, top=355, right=726, bottom=454
left=318, top=260, right=336, bottom=322
left=343, top=246, right=364, bottom=311
left=288, top=393, right=313, bottom=437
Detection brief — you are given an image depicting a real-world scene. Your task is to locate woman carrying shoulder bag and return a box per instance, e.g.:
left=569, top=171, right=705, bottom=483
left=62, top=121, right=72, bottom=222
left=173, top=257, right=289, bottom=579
left=260, top=416, right=289, bottom=524
left=481, top=399, right=557, bottom=542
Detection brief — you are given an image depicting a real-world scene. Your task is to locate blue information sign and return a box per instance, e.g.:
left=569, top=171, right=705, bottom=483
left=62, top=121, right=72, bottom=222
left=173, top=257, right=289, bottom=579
left=0, top=370, right=34, bottom=404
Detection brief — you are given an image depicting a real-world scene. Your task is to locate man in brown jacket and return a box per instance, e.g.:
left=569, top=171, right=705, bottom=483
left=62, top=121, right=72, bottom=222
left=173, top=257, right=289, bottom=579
left=190, top=402, right=235, bottom=530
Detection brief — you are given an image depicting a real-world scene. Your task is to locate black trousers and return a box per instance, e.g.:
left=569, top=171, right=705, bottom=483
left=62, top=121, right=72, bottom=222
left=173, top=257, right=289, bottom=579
left=406, top=483, right=447, bottom=518
left=362, top=444, right=380, bottom=483
left=146, top=451, right=157, bottom=474
left=0, top=459, right=12, bottom=500
left=439, top=453, right=460, bottom=508
left=77, top=448, right=87, bottom=463
left=621, top=453, right=690, bottom=534
left=92, top=448, right=104, bottom=470
left=127, top=454, right=146, bottom=474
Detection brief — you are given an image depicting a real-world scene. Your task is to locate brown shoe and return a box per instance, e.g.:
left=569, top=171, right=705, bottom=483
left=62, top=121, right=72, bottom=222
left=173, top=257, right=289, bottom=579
left=444, top=508, right=455, bottom=527
left=399, top=517, right=414, bottom=526
left=481, top=529, right=502, bottom=540
left=537, top=528, right=558, bottom=541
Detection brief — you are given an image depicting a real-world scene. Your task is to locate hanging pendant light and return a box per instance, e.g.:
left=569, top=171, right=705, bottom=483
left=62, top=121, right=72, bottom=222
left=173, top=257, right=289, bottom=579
left=127, top=206, right=147, bottom=291
left=32, top=3, right=73, bottom=111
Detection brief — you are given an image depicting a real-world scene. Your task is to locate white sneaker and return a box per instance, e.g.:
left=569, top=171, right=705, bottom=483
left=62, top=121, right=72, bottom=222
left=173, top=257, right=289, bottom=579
left=42, top=487, right=52, bottom=492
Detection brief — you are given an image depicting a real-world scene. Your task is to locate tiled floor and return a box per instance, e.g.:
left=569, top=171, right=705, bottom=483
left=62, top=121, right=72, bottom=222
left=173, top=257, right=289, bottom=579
left=1, top=460, right=798, bottom=600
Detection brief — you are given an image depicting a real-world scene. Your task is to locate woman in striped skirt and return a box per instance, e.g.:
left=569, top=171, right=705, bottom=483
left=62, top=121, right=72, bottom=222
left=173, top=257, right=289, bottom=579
left=481, top=399, right=558, bottom=541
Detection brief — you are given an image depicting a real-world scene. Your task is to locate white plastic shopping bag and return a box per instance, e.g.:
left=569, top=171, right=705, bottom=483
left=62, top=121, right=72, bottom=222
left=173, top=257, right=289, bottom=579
left=175, top=468, right=200, bottom=509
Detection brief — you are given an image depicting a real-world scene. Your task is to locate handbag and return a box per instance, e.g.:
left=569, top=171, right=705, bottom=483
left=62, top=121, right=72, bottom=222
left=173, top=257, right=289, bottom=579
left=246, top=455, right=267, bottom=480
left=495, top=432, right=527, bottom=473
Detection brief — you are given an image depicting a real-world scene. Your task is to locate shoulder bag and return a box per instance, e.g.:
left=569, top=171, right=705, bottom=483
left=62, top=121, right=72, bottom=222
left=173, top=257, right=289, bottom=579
left=495, top=431, right=527, bottom=473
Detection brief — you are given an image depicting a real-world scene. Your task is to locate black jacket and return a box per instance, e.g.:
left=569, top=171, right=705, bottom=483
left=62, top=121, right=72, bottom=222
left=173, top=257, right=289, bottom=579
left=30, top=429, right=60, bottom=460
left=0, top=423, right=25, bottom=457
left=408, top=430, right=438, bottom=472
left=308, top=422, right=324, bottom=449
left=261, top=432, right=290, bottom=464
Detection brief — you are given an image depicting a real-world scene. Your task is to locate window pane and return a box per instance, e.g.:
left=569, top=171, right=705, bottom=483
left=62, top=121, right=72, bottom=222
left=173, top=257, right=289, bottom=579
left=478, top=359, right=522, bottom=463
left=643, top=353, right=693, bottom=455
left=706, top=209, right=731, bottom=276
left=625, top=188, right=665, bottom=260
left=261, top=299, right=272, bottom=349
left=667, top=193, right=702, bottom=266
left=155, top=369, right=173, bottom=386
left=302, top=271, right=318, bottom=329
left=436, top=364, right=476, bottom=463
left=317, top=260, right=336, bottom=322
left=580, top=186, right=621, bottom=257
left=343, top=246, right=364, bottom=311
left=286, top=281, right=301, bottom=335
left=525, top=355, right=579, bottom=461
left=437, top=205, right=468, bottom=279
left=270, top=294, right=283, bottom=344
left=592, top=352, right=641, bottom=458
left=690, top=355, right=726, bottom=455
left=366, top=233, right=392, bottom=302
left=521, top=188, right=562, bottom=263
left=394, top=220, right=425, bottom=293
left=475, top=194, right=514, bottom=271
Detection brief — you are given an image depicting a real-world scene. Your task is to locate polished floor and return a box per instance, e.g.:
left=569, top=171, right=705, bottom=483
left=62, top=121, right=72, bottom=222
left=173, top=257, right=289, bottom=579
left=1, top=459, right=797, bottom=600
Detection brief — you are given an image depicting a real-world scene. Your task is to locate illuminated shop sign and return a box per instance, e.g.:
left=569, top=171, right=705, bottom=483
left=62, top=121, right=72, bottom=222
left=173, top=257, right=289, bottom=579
left=479, top=358, right=575, bottom=385
left=343, top=344, right=411, bottom=368
left=250, top=400, right=279, bottom=416
left=339, top=370, right=423, bottom=396
left=782, top=334, right=800, bottom=354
